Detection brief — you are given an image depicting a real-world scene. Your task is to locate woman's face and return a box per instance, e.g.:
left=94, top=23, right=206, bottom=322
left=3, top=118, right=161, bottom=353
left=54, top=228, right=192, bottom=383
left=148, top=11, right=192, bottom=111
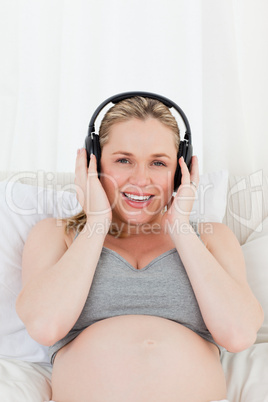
left=100, top=118, right=178, bottom=228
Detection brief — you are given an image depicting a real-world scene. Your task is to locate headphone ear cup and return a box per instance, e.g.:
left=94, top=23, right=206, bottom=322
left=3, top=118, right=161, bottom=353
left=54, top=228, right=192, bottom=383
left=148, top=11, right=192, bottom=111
left=173, top=141, right=193, bottom=192
left=84, top=133, right=101, bottom=177
left=185, top=143, right=193, bottom=174
left=173, top=141, right=185, bottom=191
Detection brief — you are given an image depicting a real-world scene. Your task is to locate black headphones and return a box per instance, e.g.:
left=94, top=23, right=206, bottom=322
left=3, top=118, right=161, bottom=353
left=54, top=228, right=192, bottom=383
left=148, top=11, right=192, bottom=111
left=85, top=91, right=193, bottom=191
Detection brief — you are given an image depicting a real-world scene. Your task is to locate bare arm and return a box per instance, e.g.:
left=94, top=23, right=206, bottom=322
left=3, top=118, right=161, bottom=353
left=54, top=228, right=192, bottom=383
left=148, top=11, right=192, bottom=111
left=165, top=156, right=264, bottom=352
left=16, top=218, right=106, bottom=346
left=171, top=221, right=264, bottom=352
left=16, top=151, right=111, bottom=346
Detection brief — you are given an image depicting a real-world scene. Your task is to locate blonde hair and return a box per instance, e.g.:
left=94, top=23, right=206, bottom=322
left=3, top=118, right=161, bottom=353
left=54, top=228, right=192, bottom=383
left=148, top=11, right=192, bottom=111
left=64, top=96, right=180, bottom=235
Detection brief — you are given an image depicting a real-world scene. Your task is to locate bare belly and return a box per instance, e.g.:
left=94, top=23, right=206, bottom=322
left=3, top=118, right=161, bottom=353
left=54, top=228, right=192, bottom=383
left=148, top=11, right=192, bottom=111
left=51, top=315, right=227, bottom=402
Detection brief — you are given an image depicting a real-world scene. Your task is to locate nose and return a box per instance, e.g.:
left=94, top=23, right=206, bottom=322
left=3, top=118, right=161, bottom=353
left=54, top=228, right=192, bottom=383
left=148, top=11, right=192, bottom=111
left=128, top=164, right=151, bottom=188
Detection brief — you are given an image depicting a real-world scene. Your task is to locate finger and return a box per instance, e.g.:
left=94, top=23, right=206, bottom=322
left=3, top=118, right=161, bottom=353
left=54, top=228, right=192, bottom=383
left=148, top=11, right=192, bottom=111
left=75, top=149, right=88, bottom=205
left=179, top=156, right=190, bottom=185
left=189, top=155, right=199, bottom=187
left=75, top=148, right=88, bottom=181
left=87, top=153, right=98, bottom=176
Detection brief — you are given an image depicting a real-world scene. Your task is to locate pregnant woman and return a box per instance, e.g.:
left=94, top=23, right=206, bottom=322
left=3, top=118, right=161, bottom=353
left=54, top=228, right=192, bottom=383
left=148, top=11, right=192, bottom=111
left=16, top=94, right=263, bottom=402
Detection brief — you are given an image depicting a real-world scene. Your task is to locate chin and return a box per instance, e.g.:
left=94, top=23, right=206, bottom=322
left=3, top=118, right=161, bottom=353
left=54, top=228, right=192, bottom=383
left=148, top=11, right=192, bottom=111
left=119, top=211, right=162, bottom=229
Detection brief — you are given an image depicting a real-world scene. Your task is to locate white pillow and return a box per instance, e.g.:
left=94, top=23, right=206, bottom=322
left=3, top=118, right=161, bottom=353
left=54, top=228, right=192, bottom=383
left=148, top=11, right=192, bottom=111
left=242, top=216, right=268, bottom=343
left=221, top=343, right=268, bottom=402
left=0, top=180, right=80, bottom=364
left=0, top=358, right=52, bottom=402
left=190, top=169, right=229, bottom=223
left=0, top=170, right=228, bottom=363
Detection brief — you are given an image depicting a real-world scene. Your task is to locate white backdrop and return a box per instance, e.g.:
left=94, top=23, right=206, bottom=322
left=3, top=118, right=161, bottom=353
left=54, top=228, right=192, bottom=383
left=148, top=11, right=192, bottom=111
left=203, top=0, right=268, bottom=176
left=0, top=0, right=267, bottom=176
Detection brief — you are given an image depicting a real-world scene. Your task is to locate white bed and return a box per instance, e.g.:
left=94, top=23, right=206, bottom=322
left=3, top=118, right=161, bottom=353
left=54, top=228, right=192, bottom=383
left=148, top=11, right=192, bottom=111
left=0, top=170, right=267, bottom=402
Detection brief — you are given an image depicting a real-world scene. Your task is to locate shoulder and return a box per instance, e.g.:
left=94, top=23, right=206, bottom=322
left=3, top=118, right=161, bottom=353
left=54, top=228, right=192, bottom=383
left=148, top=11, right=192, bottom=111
left=21, top=218, right=75, bottom=286
left=27, top=217, right=76, bottom=248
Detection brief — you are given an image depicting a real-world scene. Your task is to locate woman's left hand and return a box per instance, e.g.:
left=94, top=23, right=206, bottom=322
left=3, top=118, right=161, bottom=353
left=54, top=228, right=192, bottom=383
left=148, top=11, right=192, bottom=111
left=163, top=155, right=199, bottom=229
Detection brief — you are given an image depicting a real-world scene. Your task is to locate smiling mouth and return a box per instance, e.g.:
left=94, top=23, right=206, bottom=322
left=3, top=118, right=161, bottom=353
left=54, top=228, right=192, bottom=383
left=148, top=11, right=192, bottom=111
left=123, top=192, right=154, bottom=202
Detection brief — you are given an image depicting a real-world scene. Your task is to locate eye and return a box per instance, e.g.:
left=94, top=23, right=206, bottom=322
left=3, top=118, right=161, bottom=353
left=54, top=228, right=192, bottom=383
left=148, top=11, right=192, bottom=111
left=116, top=158, right=130, bottom=164
left=153, top=160, right=167, bottom=167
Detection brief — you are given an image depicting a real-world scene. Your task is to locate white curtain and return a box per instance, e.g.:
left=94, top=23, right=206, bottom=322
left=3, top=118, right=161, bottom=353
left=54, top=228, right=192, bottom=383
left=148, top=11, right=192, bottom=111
left=1, top=0, right=267, bottom=176
left=203, top=0, right=268, bottom=176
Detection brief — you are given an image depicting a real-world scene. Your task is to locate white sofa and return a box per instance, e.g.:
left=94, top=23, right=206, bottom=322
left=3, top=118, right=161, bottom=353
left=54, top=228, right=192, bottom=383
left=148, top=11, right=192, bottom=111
left=0, top=170, right=267, bottom=402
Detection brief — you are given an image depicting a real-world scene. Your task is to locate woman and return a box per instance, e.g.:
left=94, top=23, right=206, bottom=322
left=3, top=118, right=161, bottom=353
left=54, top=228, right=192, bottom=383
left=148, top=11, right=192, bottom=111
left=16, top=96, right=263, bottom=402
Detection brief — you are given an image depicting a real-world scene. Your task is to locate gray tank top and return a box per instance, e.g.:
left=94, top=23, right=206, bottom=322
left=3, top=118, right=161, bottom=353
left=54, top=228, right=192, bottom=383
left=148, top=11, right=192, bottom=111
left=48, top=223, right=221, bottom=364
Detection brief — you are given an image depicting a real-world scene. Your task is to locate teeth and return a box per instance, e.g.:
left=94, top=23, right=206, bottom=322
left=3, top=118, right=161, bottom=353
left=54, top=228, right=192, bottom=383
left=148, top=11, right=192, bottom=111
left=124, top=192, right=152, bottom=201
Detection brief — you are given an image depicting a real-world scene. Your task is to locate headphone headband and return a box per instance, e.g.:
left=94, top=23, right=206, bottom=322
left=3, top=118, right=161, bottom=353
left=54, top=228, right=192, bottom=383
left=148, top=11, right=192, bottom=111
left=88, top=91, right=191, bottom=143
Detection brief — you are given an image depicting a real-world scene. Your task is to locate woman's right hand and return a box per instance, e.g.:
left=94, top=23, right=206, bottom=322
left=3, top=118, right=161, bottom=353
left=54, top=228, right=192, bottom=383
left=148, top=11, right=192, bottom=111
left=75, top=148, right=112, bottom=229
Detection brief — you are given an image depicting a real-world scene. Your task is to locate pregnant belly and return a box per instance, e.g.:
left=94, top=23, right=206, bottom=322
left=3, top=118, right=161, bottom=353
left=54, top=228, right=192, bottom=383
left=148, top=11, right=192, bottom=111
left=51, top=315, right=227, bottom=402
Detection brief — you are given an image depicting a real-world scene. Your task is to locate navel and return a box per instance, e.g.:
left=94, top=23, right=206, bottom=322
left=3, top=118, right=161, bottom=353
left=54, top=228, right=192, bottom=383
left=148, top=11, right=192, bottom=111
left=143, top=339, right=156, bottom=346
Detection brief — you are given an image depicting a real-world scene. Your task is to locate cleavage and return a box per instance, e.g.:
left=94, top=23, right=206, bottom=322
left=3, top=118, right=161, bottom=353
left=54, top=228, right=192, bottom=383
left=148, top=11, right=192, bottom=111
left=104, top=234, right=174, bottom=270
